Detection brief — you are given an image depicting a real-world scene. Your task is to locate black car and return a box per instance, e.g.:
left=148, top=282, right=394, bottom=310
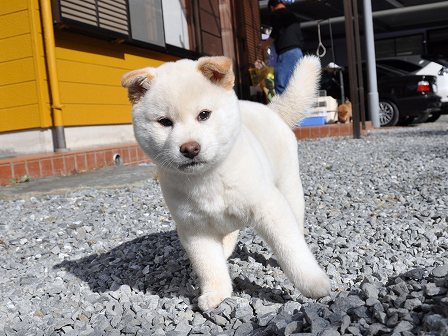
left=320, top=64, right=442, bottom=126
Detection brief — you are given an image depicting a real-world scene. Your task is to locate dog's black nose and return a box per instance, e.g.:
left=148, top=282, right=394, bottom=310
left=180, top=141, right=201, bottom=159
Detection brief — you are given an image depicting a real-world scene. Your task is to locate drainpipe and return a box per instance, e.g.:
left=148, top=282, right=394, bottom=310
left=363, top=0, right=380, bottom=128
left=40, top=0, right=67, bottom=151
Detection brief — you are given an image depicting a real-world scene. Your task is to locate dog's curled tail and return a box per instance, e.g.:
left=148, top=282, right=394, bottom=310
left=268, top=55, right=321, bottom=128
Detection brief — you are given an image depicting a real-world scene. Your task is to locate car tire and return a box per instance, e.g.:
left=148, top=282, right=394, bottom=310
left=379, top=100, right=399, bottom=126
left=412, top=113, right=430, bottom=124
left=426, top=111, right=441, bottom=122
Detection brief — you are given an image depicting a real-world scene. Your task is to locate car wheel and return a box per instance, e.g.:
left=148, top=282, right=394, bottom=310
left=426, top=111, right=441, bottom=122
left=379, top=100, right=399, bottom=126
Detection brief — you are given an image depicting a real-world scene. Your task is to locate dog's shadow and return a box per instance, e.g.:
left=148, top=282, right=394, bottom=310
left=54, top=230, right=284, bottom=303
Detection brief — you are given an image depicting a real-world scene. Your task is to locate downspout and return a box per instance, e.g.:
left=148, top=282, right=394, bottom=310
left=363, top=0, right=380, bottom=128
left=40, top=0, right=67, bottom=151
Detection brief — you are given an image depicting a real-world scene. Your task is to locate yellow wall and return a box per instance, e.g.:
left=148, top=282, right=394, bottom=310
left=55, top=31, right=177, bottom=127
left=0, top=0, right=177, bottom=132
left=0, top=0, right=50, bottom=132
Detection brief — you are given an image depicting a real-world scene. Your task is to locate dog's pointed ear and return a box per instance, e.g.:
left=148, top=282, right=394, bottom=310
left=197, top=56, right=234, bottom=90
left=121, top=68, right=155, bottom=104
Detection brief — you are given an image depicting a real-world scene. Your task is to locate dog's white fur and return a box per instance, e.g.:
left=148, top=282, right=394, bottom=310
left=122, top=55, right=331, bottom=311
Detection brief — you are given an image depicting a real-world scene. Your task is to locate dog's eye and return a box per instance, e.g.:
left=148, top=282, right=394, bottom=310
left=157, top=117, right=173, bottom=127
left=197, top=110, right=212, bottom=121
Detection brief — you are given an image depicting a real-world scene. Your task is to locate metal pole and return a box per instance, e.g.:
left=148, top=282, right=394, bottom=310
left=338, top=70, right=345, bottom=102
left=363, top=0, right=380, bottom=128
left=343, top=0, right=361, bottom=139
left=353, top=0, right=366, bottom=129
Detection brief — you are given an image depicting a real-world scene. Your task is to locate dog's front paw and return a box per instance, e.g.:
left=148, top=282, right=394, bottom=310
left=300, top=269, right=331, bottom=299
left=198, top=292, right=230, bottom=311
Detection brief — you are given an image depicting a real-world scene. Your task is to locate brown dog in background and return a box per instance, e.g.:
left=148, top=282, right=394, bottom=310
left=338, top=99, right=352, bottom=123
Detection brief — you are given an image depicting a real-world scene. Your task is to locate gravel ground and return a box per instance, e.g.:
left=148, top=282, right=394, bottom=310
left=1, top=117, right=447, bottom=336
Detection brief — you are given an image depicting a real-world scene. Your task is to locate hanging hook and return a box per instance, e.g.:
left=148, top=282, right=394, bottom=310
left=316, top=20, right=326, bottom=58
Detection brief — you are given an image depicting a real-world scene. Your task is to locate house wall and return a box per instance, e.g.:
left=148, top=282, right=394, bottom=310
left=1, top=0, right=248, bottom=156
left=0, top=0, right=179, bottom=156
left=0, top=0, right=51, bottom=133
left=53, top=30, right=177, bottom=127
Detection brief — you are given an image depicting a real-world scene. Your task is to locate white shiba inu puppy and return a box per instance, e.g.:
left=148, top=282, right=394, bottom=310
left=122, top=55, right=331, bottom=311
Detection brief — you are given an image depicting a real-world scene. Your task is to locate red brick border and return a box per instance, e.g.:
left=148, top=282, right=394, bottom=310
left=0, top=143, right=150, bottom=186
left=0, top=123, right=373, bottom=186
left=293, top=122, right=371, bottom=140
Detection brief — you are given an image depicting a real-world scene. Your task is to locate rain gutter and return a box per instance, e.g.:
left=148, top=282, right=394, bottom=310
left=40, top=0, right=67, bottom=151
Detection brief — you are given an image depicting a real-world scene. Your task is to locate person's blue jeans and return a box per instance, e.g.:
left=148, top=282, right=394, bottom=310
left=274, top=48, right=303, bottom=95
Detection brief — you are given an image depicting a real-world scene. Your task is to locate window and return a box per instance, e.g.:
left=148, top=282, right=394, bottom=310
left=375, top=34, right=423, bottom=58
left=56, top=0, right=129, bottom=35
left=129, top=0, right=165, bottom=47
left=427, top=28, right=448, bottom=61
left=161, top=0, right=190, bottom=49
left=52, top=0, right=223, bottom=57
left=377, top=60, right=422, bottom=73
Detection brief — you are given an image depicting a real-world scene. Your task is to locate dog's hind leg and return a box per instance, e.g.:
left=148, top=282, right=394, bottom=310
left=253, top=188, right=330, bottom=299
left=222, top=230, right=239, bottom=259
left=276, top=160, right=306, bottom=234
left=177, top=227, right=232, bottom=311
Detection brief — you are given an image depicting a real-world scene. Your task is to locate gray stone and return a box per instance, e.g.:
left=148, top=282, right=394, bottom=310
left=361, top=283, right=379, bottom=300
left=284, top=321, right=302, bottom=335
left=432, top=264, right=448, bottom=278
left=403, top=298, right=422, bottom=311
left=281, top=301, right=303, bottom=315
left=365, top=297, right=380, bottom=306
left=393, top=320, right=414, bottom=333
left=422, top=314, right=448, bottom=331
left=192, top=313, right=207, bottom=326
left=252, top=299, right=281, bottom=316
left=330, top=295, right=364, bottom=313
left=212, top=315, right=228, bottom=327
left=2, top=120, right=448, bottom=335
left=319, top=329, right=340, bottom=336
left=346, top=326, right=361, bottom=335
left=386, top=312, right=399, bottom=327
left=174, top=321, right=192, bottom=334
left=425, top=283, right=444, bottom=296
left=339, top=315, right=350, bottom=334
left=402, top=268, right=426, bottom=280
left=234, top=322, right=254, bottom=336
left=368, top=323, right=391, bottom=335
left=257, top=312, right=276, bottom=327
left=374, top=310, right=387, bottom=324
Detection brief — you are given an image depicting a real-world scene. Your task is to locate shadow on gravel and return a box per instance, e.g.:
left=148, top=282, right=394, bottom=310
left=55, top=230, right=197, bottom=299
left=388, top=128, right=448, bottom=138
left=54, top=230, right=284, bottom=304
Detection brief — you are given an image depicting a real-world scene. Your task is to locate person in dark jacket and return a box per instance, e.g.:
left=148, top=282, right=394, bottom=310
left=268, top=0, right=304, bottom=95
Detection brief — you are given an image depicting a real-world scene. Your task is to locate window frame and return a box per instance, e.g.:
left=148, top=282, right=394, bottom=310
left=51, top=0, right=205, bottom=59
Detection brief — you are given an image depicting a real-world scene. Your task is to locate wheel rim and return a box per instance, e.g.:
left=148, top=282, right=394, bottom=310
left=379, top=102, right=394, bottom=126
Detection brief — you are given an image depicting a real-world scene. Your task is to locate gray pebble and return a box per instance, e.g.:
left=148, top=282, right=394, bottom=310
left=432, top=264, right=448, bottom=278
left=2, top=119, right=448, bottom=335
left=234, top=322, right=254, bottom=336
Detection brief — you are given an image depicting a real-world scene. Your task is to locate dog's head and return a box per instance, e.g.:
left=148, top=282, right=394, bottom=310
left=122, top=56, right=240, bottom=175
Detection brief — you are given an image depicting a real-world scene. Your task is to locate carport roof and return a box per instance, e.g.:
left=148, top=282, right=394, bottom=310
left=259, top=0, right=448, bottom=37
